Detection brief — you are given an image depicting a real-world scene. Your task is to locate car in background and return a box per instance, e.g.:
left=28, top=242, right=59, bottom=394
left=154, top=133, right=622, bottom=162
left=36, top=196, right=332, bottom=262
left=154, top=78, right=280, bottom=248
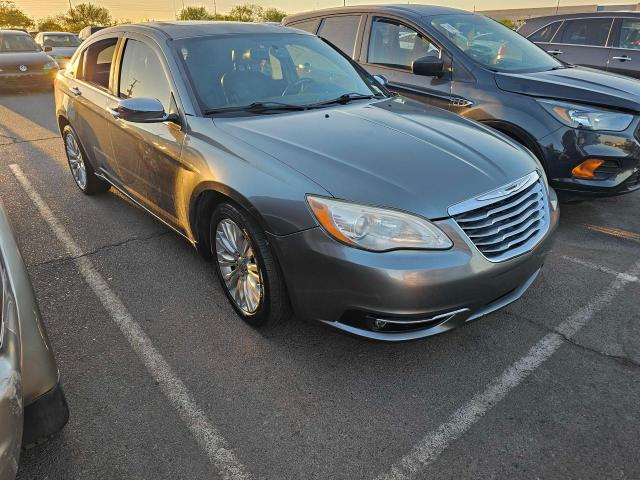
left=284, top=5, right=640, bottom=197
left=78, top=25, right=105, bottom=41
left=0, top=30, right=59, bottom=89
left=518, top=11, right=640, bottom=79
left=35, top=31, right=81, bottom=68
left=55, top=22, right=558, bottom=341
left=0, top=198, right=69, bottom=479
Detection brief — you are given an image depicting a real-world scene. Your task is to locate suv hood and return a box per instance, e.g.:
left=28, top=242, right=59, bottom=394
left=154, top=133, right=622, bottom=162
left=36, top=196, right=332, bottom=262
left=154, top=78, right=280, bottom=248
left=215, top=99, right=538, bottom=219
left=495, top=66, right=640, bottom=112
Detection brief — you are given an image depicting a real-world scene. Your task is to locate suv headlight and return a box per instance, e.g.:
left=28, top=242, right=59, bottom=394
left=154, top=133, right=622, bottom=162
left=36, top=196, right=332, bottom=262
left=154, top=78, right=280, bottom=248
left=537, top=99, right=633, bottom=132
left=307, top=196, right=452, bottom=252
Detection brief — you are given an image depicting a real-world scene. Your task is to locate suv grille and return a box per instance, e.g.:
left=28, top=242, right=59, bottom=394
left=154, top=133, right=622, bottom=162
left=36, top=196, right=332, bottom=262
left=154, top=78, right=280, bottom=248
left=450, top=172, right=549, bottom=262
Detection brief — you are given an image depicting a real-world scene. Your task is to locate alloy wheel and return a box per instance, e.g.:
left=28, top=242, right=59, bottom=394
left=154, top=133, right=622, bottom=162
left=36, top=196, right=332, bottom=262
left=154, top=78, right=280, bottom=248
left=215, top=218, right=263, bottom=315
left=64, top=132, right=87, bottom=190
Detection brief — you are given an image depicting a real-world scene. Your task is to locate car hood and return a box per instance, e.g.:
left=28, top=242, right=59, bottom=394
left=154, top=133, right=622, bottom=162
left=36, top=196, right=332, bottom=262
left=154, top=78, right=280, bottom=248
left=495, top=66, right=640, bottom=112
left=48, top=46, right=77, bottom=57
left=0, top=51, right=51, bottom=69
left=215, top=99, right=539, bottom=219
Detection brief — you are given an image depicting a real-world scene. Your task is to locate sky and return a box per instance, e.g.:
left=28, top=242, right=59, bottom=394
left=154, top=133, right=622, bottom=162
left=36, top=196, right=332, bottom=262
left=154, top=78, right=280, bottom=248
left=14, top=0, right=634, bottom=21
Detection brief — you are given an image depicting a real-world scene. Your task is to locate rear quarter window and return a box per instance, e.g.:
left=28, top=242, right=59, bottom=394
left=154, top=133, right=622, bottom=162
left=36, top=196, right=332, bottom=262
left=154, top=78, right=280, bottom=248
left=317, top=15, right=362, bottom=57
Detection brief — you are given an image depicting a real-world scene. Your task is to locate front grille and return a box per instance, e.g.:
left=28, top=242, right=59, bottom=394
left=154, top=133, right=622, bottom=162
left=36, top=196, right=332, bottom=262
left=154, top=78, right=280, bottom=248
left=450, top=172, right=549, bottom=262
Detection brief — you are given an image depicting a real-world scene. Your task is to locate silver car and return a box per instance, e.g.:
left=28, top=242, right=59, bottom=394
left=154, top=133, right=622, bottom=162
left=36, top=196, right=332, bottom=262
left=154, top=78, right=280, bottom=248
left=54, top=22, right=559, bottom=341
left=34, top=31, right=81, bottom=68
left=0, top=199, right=69, bottom=479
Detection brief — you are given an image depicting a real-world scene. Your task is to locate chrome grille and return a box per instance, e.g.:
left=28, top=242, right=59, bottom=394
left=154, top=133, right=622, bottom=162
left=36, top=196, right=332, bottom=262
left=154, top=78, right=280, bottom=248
left=449, top=171, right=549, bottom=262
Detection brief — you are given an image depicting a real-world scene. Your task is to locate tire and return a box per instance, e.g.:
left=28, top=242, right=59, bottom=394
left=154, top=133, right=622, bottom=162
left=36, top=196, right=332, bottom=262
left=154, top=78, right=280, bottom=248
left=62, top=125, right=110, bottom=195
left=210, top=203, right=290, bottom=328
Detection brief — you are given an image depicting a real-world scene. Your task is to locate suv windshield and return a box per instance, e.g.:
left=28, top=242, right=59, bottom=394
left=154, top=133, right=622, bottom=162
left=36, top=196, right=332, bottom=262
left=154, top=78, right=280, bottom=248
left=0, top=33, right=39, bottom=53
left=432, top=14, right=563, bottom=72
left=174, top=33, right=385, bottom=113
left=43, top=34, right=81, bottom=47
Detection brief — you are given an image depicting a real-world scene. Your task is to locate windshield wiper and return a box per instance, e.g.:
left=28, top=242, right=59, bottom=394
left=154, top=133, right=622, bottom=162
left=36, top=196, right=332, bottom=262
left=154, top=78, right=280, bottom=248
left=307, top=93, right=378, bottom=108
left=204, top=101, right=306, bottom=115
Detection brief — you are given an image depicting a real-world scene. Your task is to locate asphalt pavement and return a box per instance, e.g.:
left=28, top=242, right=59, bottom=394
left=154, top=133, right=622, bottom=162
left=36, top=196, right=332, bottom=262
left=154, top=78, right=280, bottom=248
left=1, top=90, right=639, bottom=480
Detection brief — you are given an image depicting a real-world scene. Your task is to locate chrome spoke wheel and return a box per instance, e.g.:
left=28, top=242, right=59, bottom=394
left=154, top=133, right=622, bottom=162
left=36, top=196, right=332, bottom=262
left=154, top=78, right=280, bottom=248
left=215, top=218, right=263, bottom=315
left=64, top=132, right=87, bottom=190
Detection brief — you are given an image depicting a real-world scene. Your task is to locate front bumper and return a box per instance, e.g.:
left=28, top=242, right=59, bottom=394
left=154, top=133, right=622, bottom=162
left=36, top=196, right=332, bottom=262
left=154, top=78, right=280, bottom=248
left=270, top=191, right=559, bottom=341
left=539, top=125, right=640, bottom=196
left=0, top=71, right=57, bottom=89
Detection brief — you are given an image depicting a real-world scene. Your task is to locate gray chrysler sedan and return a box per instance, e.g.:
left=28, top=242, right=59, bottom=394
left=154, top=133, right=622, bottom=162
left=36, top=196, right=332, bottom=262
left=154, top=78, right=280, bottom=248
left=54, top=22, right=559, bottom=341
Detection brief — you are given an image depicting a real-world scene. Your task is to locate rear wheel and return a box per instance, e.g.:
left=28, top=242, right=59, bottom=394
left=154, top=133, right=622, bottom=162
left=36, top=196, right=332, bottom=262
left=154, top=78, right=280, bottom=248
left=62, top=125, right=110, bottom=195
left=210, top=203, right=289, bottom=327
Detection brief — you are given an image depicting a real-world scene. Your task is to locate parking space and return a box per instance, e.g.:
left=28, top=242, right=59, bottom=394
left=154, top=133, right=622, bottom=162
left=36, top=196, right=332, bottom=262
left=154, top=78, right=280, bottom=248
left=1, top=91, right=639, bottom=479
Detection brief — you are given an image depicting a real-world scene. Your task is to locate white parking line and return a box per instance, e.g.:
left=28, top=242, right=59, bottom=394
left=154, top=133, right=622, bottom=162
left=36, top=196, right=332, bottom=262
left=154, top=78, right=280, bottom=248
left=9, top=164, right=252, bottom=480
left=560, top=255, right=639, bottom=283
left=377, top=258, right=640, bottom=480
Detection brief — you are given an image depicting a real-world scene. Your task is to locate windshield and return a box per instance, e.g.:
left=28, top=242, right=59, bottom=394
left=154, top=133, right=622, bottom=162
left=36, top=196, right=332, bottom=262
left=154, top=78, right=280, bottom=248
left=0, top=33, right=39, bottom=53
left=43, top=34, right=81, bottom=47
left=431, top=14, right=562, bottom=72
left=174, top=33, right=384, bottom=113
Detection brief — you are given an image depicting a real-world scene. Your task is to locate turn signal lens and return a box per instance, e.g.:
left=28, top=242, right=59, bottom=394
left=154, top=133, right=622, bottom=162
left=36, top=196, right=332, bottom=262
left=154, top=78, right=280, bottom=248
left=572, top=159, right=604, bottom=179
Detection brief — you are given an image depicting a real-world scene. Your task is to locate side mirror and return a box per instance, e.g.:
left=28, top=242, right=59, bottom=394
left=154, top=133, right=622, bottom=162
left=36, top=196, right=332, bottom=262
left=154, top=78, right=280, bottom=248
left=373, top=74, right=388, bottom=87
left=110, top=97, right=179, bottom=124
left=412, top=56, right=445, bottom=77
left=43, top=45, right=53, bottom=52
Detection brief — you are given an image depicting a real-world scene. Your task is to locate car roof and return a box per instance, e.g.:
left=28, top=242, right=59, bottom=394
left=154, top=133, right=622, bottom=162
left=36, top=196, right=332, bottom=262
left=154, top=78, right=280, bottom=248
left=40, top=31, right=77, bottom=35
left=94, top=21, right=308, bottom=41
left=284, top=4, right=471, bottom=24
left=0, top=29, right=30, bottom=35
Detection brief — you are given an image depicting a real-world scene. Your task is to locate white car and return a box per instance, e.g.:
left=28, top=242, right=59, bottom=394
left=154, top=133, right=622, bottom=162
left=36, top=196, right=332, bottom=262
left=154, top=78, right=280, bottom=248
left=34, top=31, right=81, bottom=67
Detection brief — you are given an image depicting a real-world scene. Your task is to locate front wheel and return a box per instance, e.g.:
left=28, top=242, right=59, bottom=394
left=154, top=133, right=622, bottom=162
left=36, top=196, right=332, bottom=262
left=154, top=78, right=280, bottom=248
left=210, top=203, right=289, bottom=328
left=62, top=125, right=110, bottom=195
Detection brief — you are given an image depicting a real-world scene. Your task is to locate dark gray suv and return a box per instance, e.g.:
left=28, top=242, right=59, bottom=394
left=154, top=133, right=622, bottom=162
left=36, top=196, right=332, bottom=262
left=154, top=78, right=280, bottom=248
left=518, top=11, right=640, bottom=79
left=284, top=5, right=640, bottom=197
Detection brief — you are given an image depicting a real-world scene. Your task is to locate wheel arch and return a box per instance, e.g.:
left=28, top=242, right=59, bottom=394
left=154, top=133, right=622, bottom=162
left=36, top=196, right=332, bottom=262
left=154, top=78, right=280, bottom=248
left=479, top=119, right=548, bottom=169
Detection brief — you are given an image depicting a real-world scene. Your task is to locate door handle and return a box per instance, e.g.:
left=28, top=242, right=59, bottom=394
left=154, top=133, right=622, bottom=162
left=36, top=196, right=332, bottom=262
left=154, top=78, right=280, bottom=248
left=612, top=55, right=632, bottom=62
left=69, top=86, right=81, bottom=96
left=547, top=49, right=563, bottom=55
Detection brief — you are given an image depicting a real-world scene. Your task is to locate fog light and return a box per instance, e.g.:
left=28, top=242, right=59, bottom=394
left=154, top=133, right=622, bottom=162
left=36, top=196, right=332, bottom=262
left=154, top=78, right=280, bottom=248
left=572, top=159, right=604, bottom=179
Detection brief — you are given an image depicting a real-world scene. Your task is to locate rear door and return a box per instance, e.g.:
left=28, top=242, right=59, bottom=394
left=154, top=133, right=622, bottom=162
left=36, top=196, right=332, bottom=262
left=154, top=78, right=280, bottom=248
left=108, top=35, right=186, bottom=230
left=65, top=36, right=120, bottom=176
left=360, top=16, right=452, bottom=110
left=316, top=14, right=364, bottom=60
left=607, top=17, right=640, bottom=79
left=548, top=17, right=614, bottom=70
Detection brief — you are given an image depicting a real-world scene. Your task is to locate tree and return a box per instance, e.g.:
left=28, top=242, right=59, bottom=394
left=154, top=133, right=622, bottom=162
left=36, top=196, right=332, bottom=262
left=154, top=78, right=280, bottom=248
left=228, top=4, right=263, bottom=22
left=499, top=19, right=516, bottom=30
left=261, top=7, right=286, bottom=23
left=37, top=15, right=65, bottom=32
left=61, top=3, right=112, bottom=32
left=0, top=0, right=34, bottom=29
left=177, top=6, right=214, bottom=21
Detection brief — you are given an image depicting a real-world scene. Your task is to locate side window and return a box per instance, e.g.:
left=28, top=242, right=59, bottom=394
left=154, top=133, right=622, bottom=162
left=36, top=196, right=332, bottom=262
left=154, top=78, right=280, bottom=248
left=368, top=18, right=440, bottom=70
left=118, top=39, right=172, bottom=113
left=559, top=18, right=613, bottom=46
left=528, top=21, right=563, bottom=42
left=288, top=19, right=319, bottom=34
left=618, top=18, right=640, bottom=50
left=77, top=37, right=117, bottom=90
left=317, top=15, right=362, bottom=57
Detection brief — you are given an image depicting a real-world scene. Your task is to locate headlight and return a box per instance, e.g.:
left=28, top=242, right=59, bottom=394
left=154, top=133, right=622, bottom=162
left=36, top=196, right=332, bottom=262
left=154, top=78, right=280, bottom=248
left=43, top=61, right=59, bottom=71
left=306, top=196, right=452, bottom=252
left=537, top=99, right=633, bottom=131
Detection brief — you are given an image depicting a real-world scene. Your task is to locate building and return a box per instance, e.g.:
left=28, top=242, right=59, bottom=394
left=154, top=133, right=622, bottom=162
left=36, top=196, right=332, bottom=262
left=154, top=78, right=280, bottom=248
left=480, top=3, right=640, bottom=22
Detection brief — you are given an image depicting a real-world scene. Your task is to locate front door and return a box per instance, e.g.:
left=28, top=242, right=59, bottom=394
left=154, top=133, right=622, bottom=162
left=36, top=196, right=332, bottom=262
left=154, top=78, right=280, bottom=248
left=548, top=17, right=613, bottom=71
left=361, top=17, right=453, bottom=110
left=108, top=37, right=186, bottom=230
